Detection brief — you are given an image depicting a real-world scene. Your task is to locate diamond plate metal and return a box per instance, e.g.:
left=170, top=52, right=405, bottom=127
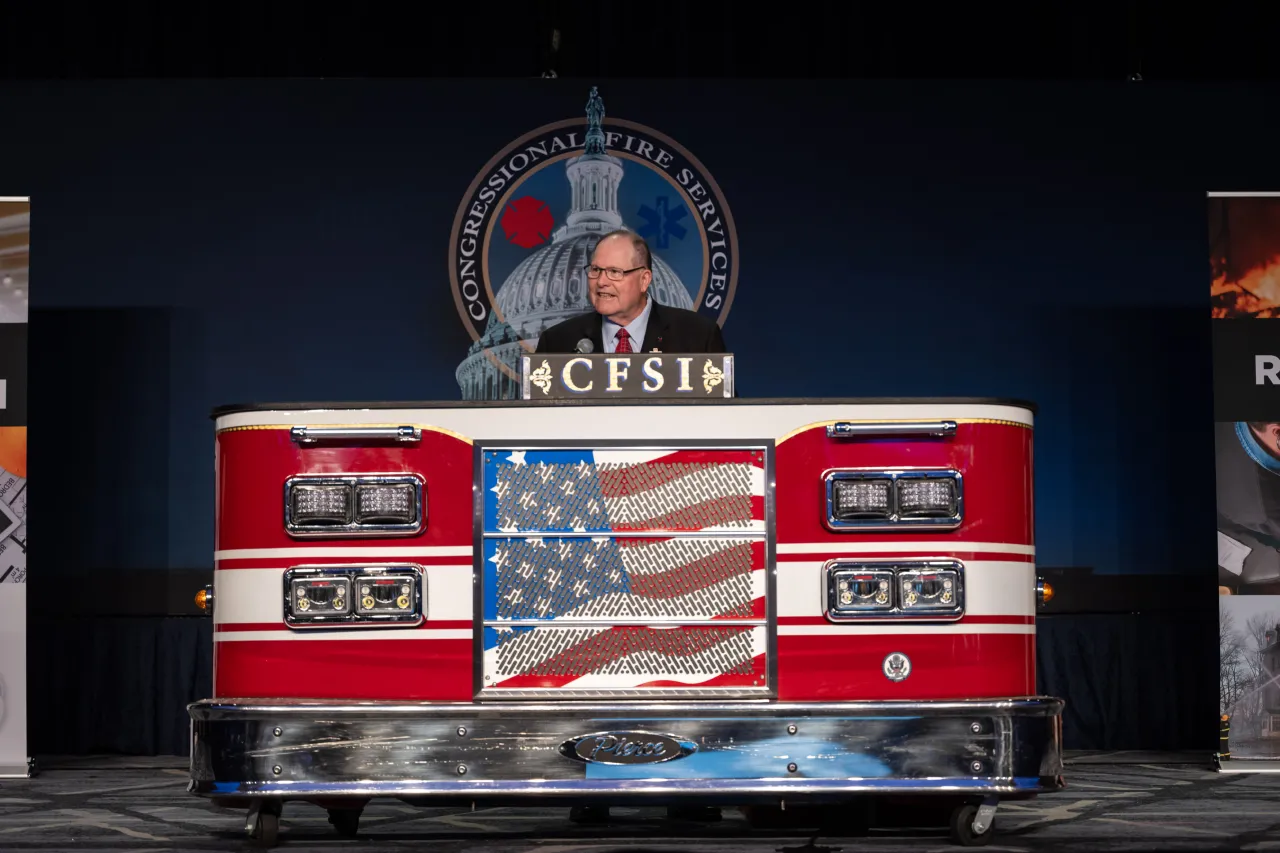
left=488, top=458, right=756, bottom=532
left=488, top=626, right=758, bottom=677
left=487, top=537, right=759, bottom=621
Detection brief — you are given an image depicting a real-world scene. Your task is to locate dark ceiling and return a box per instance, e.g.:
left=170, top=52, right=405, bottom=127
left=0, top=2, right=1275, bottom=82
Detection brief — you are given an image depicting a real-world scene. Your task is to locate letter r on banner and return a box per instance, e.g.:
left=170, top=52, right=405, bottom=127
left=1257, top=355, right=1280, bottom=385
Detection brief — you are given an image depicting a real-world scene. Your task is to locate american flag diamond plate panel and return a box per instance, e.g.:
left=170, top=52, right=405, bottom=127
left=482, top=449, right=765, bottom=533
left=478, top=444, right=771, bottom=699
left=481, top=625, right=767, bottom=691
left=484, top=537, right=765, bottom=622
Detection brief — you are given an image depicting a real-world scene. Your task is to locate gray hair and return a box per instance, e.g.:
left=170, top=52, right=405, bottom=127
left=596, top=229, right=651, bottom=269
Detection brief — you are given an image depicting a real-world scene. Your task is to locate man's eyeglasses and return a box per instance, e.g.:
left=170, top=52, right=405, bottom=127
left=585, top=264, right=647, bottom=282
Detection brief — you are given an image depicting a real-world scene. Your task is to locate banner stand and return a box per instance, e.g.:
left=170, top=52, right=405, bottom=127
left=1211, top=190, right=1280, bottom=775
left=0, top=197, right=27, bottom=778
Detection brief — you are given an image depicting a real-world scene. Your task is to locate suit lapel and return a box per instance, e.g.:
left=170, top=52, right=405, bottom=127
left=640, top=300, right=669, bottom=352
left=587, top=312, right=605, bottom=354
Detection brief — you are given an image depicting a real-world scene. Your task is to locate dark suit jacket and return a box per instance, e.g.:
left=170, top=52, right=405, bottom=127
left=535, top=300, right=727, bottom=354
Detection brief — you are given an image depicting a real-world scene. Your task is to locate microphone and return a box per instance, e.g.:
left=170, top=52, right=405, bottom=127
left=574, top=338, right=594, bottom=354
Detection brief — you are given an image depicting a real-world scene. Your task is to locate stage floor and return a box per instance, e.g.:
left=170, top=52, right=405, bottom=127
left=0, top=752, right=1275, bottom=852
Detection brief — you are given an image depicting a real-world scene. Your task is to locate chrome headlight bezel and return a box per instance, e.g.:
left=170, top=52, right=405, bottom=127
left=283, top=564, right=425, bottom=629
left=284, top=473, right=426, bottom=537
left=824, top=559, right=965, bottom=622
left=823, top=468, right=963, bottom=532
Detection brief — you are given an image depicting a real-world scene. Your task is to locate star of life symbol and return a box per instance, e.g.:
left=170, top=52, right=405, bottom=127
left=636, top=196, right=688, bottom=249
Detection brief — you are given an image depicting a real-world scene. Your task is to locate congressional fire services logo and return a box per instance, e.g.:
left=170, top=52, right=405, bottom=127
left=449, top=86, right=739, bottom=400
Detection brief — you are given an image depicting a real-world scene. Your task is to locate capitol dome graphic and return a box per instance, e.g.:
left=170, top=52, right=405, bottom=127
left=456, top=89, right=695, bottom=401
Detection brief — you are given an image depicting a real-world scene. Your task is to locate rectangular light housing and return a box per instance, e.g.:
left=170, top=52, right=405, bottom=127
left=897, top=478, right=959, bottom=518
left=831, top=478, right=893, bottom=521
left=285, top=474, right=425, bottom=537
left=898, top=567, right=962, bottom=614
left=356, top=483, right=417, bottom=524
left=284, top=565, right=424, bottom=628
left=827, top=566, right=896, bottom=616
left=355, top=570, right=419, bottom=618
left=287, top=574, right=353, bottom=624
left=824, top=560, right=964, bottom=621
left=290, top=484, right=351, bottom=526
left=824, top=469, right=963, bottom=531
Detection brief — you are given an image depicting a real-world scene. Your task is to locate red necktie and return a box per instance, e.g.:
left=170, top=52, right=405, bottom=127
left=615, top=328, right=633, bottom=353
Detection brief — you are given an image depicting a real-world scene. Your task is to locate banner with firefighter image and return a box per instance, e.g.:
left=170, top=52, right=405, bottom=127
left=0, top=198, right=27, bottom=777
left=1211, top=191, right=1280, bottom=764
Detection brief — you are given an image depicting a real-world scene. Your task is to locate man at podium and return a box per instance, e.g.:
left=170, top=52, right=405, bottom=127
left=535, top=229, right=728, bottom=355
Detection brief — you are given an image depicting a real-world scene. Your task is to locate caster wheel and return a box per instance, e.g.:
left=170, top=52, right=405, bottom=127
left=249, top=811, right=279, bottom=848
left=328, top=807, right=362, bottom=837
left=949, top=803, right=995, bottom=847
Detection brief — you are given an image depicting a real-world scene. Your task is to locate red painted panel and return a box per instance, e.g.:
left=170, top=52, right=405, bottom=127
left=776, top=632, right=1036, bottom=700
left=215, top=427, right=474, bottom=552
left=774, top=422, right=1034, bottom=547
left=214, top=639, right=473, bottom=700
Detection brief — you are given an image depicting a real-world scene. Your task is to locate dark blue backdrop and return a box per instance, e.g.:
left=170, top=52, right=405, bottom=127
left=0, top=79, right=1231, bottom=578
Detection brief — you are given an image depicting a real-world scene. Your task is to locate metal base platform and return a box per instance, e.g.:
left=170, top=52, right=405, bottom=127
left=1217, top=758, right=1280, bottom=773
left=0, top=759, right=31, bottom=779
left=188, top=697, right=1065, bottom=804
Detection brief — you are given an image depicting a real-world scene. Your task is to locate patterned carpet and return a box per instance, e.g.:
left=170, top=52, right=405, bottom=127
left=0, top=754, right=1275, bottom=852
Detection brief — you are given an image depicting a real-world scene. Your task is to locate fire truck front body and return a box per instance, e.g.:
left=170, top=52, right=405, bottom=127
left=188, top=398, right=1063, bottom=841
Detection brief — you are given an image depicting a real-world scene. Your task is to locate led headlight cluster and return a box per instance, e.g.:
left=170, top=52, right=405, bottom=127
left=284, top=474, right=424, bottom=537
left=824, top=469, right=962, bottom=530
left=825, top=560, right=964, bottom=621
left=284, top=565, right=424, bottom=627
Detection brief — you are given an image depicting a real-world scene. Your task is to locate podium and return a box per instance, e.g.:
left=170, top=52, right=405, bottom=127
left=519, top=353, right=735, bottom=400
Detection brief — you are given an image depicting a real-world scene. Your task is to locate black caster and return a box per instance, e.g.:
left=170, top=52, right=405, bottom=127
left=949, top=800, right=997, bottom=846
left=328, top=806, right=363, bottom=837
left=245, top=800, right=282, bottom=848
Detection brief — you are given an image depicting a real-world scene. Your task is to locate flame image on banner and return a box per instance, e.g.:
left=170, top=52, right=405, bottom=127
left=1210, top=196, right=1280, bottom=318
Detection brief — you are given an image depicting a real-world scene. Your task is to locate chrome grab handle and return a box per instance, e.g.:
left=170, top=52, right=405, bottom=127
left=290, top=425, right=422, bottom=445
left=826, top=421, right=957, bottom=439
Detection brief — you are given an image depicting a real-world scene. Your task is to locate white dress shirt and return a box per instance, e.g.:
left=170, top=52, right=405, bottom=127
left=601, top=295, right=654, bottom=353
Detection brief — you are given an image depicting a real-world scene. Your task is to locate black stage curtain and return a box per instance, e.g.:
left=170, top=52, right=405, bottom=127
left=28, top=617, right=212, bottom=757
left=1037, top=612, right=1218, bottom=752
left=25, top=611, right=1216, bottom=758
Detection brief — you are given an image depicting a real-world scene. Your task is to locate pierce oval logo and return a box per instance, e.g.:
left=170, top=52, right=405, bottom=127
left=559, top=731, right=696, bottom=765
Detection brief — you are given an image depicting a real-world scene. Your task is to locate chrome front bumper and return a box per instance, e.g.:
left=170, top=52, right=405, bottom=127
left=188, top=697, right=1065, bottom=804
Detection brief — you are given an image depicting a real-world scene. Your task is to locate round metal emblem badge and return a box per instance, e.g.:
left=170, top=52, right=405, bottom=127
left=882, top=652, right=912, bottom=682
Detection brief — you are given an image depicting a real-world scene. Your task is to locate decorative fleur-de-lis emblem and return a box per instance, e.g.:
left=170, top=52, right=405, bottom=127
left=530, top=360, right=553, bottom=394
left=702, top=359, right=724, bottom=394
